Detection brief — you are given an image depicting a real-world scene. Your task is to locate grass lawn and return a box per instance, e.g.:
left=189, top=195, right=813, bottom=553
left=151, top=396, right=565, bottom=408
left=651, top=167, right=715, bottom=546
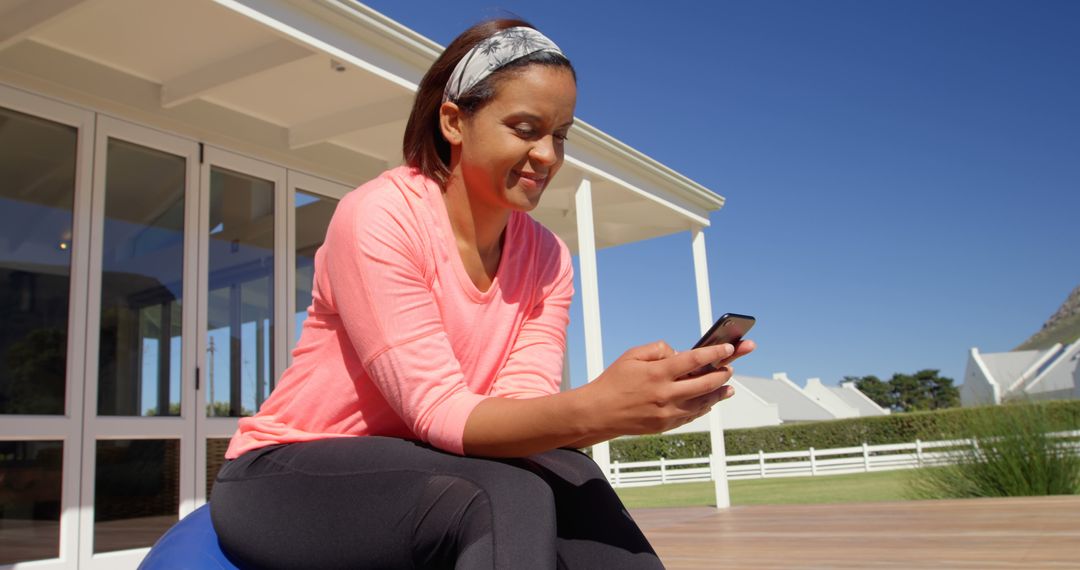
left=616, top=469, right=917, bottom=509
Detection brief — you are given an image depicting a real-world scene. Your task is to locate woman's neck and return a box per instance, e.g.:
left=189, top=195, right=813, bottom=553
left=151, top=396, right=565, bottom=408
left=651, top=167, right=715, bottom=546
left=442, top=172, right=511, bottom=284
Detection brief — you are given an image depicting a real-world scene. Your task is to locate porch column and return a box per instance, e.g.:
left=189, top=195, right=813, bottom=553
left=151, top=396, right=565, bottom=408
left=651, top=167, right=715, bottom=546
left=575, top=177, right=610, bottom=474
left=692, top=226, right=731, bottom=508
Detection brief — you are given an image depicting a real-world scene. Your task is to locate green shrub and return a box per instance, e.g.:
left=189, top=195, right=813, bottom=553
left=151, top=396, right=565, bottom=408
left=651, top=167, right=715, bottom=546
left=610, top=432, right=711, bottom=462
left=908, top=402, right=1080, bottom=498
left=609, top=400, right=1080, bottom=463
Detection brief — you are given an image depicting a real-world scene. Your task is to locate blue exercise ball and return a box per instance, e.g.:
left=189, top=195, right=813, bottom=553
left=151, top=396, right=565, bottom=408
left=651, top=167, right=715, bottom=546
left=138, top=504, right=241, bottom=570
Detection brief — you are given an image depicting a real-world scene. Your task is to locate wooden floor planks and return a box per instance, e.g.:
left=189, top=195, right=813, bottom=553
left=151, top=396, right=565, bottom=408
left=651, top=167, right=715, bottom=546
left=631, top=495, right=1080, bottom=569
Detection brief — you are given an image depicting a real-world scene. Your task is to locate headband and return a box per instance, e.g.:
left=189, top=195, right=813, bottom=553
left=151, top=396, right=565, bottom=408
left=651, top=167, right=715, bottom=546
left=443, top=27, right=564, bottom=103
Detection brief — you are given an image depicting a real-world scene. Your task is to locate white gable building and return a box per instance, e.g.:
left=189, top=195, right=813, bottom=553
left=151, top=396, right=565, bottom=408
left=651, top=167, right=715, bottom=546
left=665, top=378, right=782, bottom=435
left=961, top=341, right=1080, bottom=405
left=669, top=373, right=888, bottom=436
left=742, top=373, right=837, bottom=422
left=802, top=378, right=890, bottom=417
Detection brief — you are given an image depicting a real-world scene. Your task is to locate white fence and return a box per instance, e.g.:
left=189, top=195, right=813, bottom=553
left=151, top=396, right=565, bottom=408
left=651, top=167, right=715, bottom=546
left=607, top=430, right=1080, bottom=488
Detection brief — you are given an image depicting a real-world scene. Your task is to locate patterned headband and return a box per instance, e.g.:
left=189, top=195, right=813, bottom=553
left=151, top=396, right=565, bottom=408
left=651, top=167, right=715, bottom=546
left=443, top=27, right=564, bottom=103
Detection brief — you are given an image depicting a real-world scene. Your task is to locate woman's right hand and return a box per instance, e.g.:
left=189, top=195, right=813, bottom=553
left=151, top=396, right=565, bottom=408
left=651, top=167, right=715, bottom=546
left=462, top=339, right=754, bottom=457
left=581, top=339, right=754, bottom=436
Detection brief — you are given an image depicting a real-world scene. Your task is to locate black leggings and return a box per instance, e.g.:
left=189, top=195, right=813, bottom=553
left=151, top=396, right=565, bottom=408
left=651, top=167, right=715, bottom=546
left=210, top=437, right=663, bottom=569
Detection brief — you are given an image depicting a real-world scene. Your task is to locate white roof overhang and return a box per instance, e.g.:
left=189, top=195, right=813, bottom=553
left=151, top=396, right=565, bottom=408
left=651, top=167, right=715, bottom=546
left=0, top=0, right=725, bottom=252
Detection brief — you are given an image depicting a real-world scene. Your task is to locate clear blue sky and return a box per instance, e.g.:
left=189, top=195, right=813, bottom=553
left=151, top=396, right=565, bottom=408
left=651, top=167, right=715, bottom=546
left=361, top=0, right=1080, bottom=388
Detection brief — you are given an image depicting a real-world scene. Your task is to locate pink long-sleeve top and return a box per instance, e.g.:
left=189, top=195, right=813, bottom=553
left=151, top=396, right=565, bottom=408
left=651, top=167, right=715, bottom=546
left=225, top=166, right=574, bottom=459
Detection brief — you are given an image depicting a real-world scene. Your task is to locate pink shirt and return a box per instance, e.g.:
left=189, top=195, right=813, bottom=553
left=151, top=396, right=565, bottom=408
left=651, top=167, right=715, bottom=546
left=225, top=166, right=573, bottom=458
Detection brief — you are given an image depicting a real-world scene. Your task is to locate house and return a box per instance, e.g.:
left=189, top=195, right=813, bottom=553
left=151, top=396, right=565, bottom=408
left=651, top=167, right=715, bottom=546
left=742, top=373, right=837, bottom=422
left=668, top=373, right=889, bottom=436
left=802, top=378, right=890, bottom=418
left=665, top=378, right=782, bottom=435
left=961, top=340, right=1080, bottom=406
left=0, top=0, right=730, bottom=567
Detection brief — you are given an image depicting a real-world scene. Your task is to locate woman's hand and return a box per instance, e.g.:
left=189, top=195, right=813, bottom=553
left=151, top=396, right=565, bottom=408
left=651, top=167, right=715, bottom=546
left=461, top=338, right=755, bottom=457
left=579, top=339, right=756, bottom=436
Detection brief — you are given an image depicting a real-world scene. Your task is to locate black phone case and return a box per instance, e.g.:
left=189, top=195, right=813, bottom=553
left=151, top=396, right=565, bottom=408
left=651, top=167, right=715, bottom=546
left=687, top=313, right=755, bottom=376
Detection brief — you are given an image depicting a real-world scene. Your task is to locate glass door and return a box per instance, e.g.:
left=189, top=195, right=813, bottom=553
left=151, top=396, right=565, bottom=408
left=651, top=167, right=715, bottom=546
left=0, top=85, right=355, bottom=569
left=78, top=116, right=200, bottom=570
left=285, top=172, right=349, bottom=365
left=195, top=148, right=286, bottom=504
left=195, top=155, right=350, bottom=504
left=0, top=85, right=94, bottom=570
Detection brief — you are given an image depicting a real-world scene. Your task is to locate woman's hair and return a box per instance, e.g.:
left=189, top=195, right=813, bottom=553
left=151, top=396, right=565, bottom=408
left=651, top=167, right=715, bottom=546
left=403, top=19, right=576, bottom=186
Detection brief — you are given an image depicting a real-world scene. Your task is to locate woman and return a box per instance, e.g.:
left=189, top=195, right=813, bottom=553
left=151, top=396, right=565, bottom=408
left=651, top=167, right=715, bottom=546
left=211, top=18, right=753, bottom=569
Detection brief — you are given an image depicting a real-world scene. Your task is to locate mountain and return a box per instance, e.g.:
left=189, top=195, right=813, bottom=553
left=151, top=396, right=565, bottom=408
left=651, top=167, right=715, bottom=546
left=1016, top=285, right=1080, bottom=351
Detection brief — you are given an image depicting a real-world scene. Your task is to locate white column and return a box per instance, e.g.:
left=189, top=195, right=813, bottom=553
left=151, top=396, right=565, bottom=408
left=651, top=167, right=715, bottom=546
left=693, top=226, right=731, bottom=508
left=575, top=178, right=610, bottom=473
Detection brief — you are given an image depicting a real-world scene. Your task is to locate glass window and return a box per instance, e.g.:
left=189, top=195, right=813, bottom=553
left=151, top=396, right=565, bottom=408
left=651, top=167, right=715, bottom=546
left=93, top=439, right=179, bottom=553
left=206, top=167, right=274, bottom=416
left=96, top=138, right=186, bottom=417
left=0, top=107, right=77, bottom=415
left=0, top=441, right=63, bottom=564
left=293, top=190, right=337, bottom=346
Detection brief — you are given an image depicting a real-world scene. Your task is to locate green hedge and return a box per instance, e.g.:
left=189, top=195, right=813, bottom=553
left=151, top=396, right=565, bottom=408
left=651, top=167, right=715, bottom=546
left=609, top=400, right=1080, bottom=463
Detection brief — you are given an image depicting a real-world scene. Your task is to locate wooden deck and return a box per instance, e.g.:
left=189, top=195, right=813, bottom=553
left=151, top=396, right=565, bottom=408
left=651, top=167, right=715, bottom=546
left=631, top=495, right=1080, bottom=569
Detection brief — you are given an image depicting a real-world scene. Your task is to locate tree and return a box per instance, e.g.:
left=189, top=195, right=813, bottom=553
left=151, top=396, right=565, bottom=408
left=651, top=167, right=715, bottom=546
left=848, top=370, right=960, bottom=413
left=928, top=372, right=961, bottom=409
left=890, top=371, right=934, bottom=412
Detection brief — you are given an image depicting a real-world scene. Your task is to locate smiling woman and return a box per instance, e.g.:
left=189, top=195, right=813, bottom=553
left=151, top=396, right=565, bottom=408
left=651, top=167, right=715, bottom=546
left=440, top=64, right=577, bottom=290
left=205, top=18, right=751, bottom=569
left=447, top=66, right=576, bottom=209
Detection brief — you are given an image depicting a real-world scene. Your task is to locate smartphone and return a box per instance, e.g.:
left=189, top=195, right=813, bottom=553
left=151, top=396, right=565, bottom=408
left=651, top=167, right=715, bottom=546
left=687, top=313, right=755, bottom=377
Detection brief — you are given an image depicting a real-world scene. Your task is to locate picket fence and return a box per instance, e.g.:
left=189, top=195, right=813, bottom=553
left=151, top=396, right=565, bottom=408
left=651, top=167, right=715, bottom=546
left=606, top=429, right=1080, bottom=488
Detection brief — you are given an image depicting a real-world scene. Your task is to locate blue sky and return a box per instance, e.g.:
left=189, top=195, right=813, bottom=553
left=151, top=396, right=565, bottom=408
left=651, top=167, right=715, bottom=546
left=361, top=0, right=1080, bottom=388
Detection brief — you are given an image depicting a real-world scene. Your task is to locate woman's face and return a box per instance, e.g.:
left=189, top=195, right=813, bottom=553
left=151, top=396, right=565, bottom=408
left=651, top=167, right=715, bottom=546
left=452, top=65, right=577, bottom=212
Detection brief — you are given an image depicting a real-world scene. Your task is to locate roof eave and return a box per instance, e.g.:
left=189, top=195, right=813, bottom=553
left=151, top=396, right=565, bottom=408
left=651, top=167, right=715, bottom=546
left=571, top=118, right=725, bottom=212
left=276, top=0, right=726, bottom=215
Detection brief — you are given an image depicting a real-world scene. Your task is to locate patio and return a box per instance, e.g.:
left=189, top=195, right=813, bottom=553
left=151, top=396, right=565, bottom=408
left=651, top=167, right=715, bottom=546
left=632, top=495, right=1080, bottom=569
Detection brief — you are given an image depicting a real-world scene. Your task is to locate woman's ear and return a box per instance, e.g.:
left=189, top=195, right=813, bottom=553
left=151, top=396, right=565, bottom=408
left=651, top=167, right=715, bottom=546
left=439, top=101, right=464, bottom=146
